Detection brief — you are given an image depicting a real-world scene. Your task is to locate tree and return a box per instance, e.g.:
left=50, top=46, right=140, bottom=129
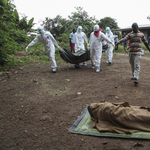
left=13, top=9, right=35, bottom=34
left=42, top=7, right=97, bottom=39
left=98, top=17, right=119, bottom=32
left=41, top=7, right=119, bottom=46
left=50, top=18, right=72, bottom=39
left=68, top=7, right=96, bottom=37
left=68, top=7, right=95, bottom=26
left=42, top=15, right=72, bottom=39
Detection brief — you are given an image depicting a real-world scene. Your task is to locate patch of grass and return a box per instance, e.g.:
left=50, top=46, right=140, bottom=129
left=55, top=53, right=62, bottom=61
left=19, top=77, right=28, bottom=82
left=142, top=44, right=148, bottom=50
left=41, top=70, right=47, bottom=73
left=0, top=71, right=4, bottom=76
left=102, top=52, right=106, bottom=56
left=0, top=54, right=33, bottom=71
left=64, top=74, right=68, bottom=76
left=62, top=86, right=66, bottom=90
left=118, top=45, right=124, bottom=52
left=27, top=97, right=35, bottom=102
left=37, top=55, right=49, bottom=61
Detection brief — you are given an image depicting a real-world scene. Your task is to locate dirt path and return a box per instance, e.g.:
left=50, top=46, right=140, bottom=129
left=0, top=52, right=150, bottom=150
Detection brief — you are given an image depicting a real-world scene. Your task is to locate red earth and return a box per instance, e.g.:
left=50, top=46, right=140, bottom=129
left=0, top=51, right=150, bottom=150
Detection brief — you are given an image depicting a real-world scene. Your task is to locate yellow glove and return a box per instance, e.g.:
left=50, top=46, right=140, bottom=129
left=87, top=44, right=90, bottom=50
left=77, top=47, right=80, bottom=51
left=110, top=42, right=114, bottom=47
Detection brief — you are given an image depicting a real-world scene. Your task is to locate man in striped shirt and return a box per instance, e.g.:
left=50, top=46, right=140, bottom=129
left=116, top=23, right=150, bottom=85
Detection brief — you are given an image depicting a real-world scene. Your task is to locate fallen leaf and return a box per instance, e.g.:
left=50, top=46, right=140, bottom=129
left=24, top=130, right=27, bottom=133
left=77, top=92, right=81, bottom=95
left=25, top=111, right=28, bottom=114
left=65, top=79, right=70, bottom=81
left=115, top=96, right=119, bottom=99
left=40, top=115, right=51, bottom=121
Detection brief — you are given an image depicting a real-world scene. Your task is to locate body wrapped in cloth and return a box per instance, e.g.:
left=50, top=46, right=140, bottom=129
left=59, top=45, right=108, bottom=64
left=88, top=101, right=150, bottom=134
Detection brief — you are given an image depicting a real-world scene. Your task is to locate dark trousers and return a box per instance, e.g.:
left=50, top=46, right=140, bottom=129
left=115, top=42, right=118, bottom=51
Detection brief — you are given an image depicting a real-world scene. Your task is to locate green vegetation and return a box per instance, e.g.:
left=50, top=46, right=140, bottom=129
left=0, top=0, right=35, bottom=69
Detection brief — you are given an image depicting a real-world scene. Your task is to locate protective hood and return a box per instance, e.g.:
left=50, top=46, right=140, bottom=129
left=77, top=26, right=82, bottom=33
left=106, top=27, right=113, bottom=36
left=37, top=26, right=44, bottom=34
left=94, top=25, right=102, bottom=37
left=94, top=25, right=99, bottom=31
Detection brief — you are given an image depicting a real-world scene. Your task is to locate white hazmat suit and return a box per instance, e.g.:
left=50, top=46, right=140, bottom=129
left=74, top=26, right=89, bottom=67
left=89, top=25, right=113, bottom=72
left=75, top=26, right=89, bottom=52
left=105, top=27, right=114, bottom=64
left=25, top=27, right=60, bottom=73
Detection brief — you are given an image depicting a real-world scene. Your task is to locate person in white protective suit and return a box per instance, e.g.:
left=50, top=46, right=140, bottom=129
left=25, top=27, right=60, bottom=73
left=105, top=27, right=114, bottom=64
left=89, top=25, right=114, bottom=72
left=74, top=26, right=90, bottom=68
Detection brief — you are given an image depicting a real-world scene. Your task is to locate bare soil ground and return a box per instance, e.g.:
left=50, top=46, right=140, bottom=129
left=0, top=52, right=150, bottom=150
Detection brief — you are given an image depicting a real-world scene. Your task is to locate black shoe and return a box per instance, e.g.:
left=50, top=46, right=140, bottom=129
left=134, top=80, right=138, bottom=86
left=52, top=67, right=57, bottom=73
left=75, top=64, right=80, bottom=68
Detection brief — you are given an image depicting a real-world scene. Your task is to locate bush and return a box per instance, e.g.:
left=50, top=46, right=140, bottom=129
left=0, top=34, right=18, bottom=66
left=118, top=45, right=124, bottom=52
left=13, top=29, right=29, bottom=44
left=27, top=43, right=46, bottom=56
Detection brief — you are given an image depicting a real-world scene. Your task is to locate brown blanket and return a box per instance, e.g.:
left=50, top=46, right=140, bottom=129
left=89, top=102, right=150, bottom=133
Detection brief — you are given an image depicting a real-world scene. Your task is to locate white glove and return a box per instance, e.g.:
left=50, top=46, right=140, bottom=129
left=57, top=45, right=61, bottom=50
left=57, top=45, right=63, bottom=51
left=87, top=44, right=90, bottom=50
left=25, top=46, right=28, bottom=52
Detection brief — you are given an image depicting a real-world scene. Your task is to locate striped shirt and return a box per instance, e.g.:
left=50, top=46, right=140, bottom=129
left=119, top=30, right=147, bottom=54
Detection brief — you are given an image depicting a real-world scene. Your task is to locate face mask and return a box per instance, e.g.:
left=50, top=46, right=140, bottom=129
left=106, top=29, right=110, bottom=34
left=78, top=28, right=82, bottom=32
left=38, top=29, right=43, bottom=34
left=77, top=26, right=82, bottom=33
